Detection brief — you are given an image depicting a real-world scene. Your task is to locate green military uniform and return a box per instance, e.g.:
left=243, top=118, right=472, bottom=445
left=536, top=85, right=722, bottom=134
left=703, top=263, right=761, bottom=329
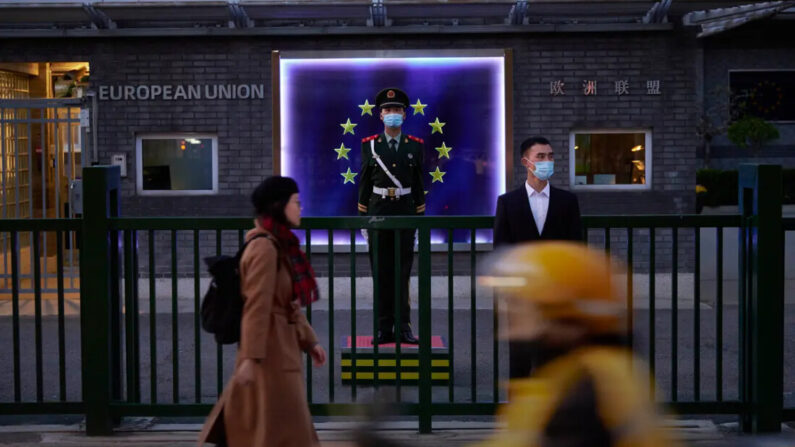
left=358, top=133, right=426, bottom=217
left=358, top=87, right=426, bottom=344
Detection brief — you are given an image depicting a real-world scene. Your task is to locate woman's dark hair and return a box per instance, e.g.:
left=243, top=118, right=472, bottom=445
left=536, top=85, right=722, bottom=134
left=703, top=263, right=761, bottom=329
left=251, top=176, right=299, bottom=224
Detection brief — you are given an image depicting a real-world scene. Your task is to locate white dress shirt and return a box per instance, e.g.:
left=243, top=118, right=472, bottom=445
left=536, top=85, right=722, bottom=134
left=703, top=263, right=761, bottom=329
left=525, top=181, right=550, bottom=235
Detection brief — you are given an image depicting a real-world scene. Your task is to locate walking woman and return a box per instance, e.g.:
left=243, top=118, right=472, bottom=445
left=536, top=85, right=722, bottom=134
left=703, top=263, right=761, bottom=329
left=199, top=176, right=326, bottom=446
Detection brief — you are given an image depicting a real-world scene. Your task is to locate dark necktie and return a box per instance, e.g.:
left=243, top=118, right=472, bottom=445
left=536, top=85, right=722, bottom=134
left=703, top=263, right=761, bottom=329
left=389, top=139, right=397, bottom=151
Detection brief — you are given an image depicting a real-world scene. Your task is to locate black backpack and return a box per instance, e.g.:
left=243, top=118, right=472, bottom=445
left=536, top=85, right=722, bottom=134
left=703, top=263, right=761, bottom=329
left=201, top=233, right=272, bottom=344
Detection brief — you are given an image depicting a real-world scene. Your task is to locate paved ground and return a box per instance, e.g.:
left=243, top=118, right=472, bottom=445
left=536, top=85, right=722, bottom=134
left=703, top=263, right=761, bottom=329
left=2, top=305, right=795, bottom=406
left=1, top=419, right=795, bottom=446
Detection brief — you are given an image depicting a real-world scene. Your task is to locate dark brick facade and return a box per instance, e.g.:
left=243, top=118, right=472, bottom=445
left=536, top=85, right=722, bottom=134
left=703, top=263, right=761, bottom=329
left=700, top=22, right=795, bottom=169
left=0, top=31, right=699, bottom=217
left=0, top=31, right=704, bottom=274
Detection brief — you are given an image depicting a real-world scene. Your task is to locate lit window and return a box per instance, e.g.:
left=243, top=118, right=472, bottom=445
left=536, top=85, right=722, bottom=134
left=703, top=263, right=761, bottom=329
left=570, top=130, right=651, bottom=190
left=136, top=134, right=218, bottom=195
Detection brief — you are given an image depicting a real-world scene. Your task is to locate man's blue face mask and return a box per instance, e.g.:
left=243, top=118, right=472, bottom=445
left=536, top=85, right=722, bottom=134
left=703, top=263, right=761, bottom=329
left=524, top=158, right=554, bottom=181
left=383, top=113, right=404, bottom=128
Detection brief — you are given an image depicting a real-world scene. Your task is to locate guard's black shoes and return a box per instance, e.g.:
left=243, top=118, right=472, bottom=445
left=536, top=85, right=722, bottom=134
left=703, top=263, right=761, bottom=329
left=399, top=329, right=419, bottom=344
left=373, top=330, right=395, bottom=345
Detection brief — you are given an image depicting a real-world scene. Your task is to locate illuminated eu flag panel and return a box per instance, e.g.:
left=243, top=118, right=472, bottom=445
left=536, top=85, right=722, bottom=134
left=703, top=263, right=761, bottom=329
left=278, top=52, right=507, bottom=243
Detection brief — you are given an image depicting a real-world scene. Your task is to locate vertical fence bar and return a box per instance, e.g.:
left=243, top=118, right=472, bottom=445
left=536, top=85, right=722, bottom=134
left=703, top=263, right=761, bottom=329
left=171, top=230, right=179, bottom=403
left=418, top=226, right=432, bottom=434
left=33, top=230, right=43, bottom=401
left=470, top=228, right=476, bottom=403
left=671, top=226, right=678, bottom=402
left=132, top=231, right=141, bottom=403
left=54, top=110, right=60, bottom=220
left=149, top=230, right=157, bottom=403
left=394, top=230, right=402, bottom=401
left=194, top=230, right=201, bottom=403
left=649, top=227, right=656, bottom=398
left=738, top=215, right=748, bottom=421
left=627, top=227, right=634, bottom=350
left=124, top=230, right=135, bottom=403
left=447, top=229, right=454, bottom=403
left=372, top=232, right=380, bottom=390
left=493, top=283, right=499, bottom=404
left=57, top=230, right=66, bottom=401
left=305, top=230, right=312, bottom=402
left=11, top=231, right=21, bottom=402
left=694, top=227, right=701, bottom=401
left=327, top=229, right=335, bottom=403
left=215, top=230, right=222, bottom=397
left=110, top=221, right=122, bottom=408
left=716, top=227, right=723, bottom=402
left=604, top=227, right=611, bottom=254
left=14, top=109, right=20, bottom=221
left=350, top=229, right=357, bottom=400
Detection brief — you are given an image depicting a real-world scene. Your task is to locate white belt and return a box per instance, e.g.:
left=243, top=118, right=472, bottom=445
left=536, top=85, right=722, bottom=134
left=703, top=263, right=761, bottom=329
left=373, top=186, right=411, bottom=198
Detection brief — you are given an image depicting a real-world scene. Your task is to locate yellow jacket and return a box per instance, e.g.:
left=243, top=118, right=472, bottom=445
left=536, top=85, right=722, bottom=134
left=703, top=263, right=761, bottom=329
left=480, top=346, right=674, bottom=447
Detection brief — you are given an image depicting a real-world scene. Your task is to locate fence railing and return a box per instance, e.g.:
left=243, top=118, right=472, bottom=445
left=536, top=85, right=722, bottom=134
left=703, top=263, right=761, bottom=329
left=0, top=164, right=788, bottom=436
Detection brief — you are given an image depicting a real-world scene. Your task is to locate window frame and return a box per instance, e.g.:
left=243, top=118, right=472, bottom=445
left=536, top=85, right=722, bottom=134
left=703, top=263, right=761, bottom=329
left=135, top=133, right=219, bottom=196
left=569, top=129, right=652, bottom=191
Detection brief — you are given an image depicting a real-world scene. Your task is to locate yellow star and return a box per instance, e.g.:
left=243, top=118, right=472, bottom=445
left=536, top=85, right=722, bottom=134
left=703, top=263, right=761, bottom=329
left=358, top=100, right=375, bottom=116
left=429, top=167, right=446, bottom=183
left=334, top=143, right=351, bottom=160
left=410, top=99, right=427, bottom=116
left=435, top=142, right=453, bottom=159
left=429, top=117, right=446, bottom=134
left=341, top=167, right=358, bottom=184
left=340, top=118, right=357, bottom=135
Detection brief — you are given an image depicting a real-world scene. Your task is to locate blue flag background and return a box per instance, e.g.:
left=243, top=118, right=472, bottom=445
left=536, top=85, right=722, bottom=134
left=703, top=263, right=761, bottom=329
left=279, top=55, right=506, bottom=243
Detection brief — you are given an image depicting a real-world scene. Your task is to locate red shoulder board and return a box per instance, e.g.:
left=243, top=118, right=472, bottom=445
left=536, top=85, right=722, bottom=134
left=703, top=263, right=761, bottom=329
left=362, top=134, right=379, bottom=143
left=407, top=135, right=424, bottom=144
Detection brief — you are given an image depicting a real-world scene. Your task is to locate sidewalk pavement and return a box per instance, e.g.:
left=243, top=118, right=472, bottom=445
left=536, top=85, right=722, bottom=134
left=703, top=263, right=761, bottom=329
left=2, top=419, right=795, bottom=446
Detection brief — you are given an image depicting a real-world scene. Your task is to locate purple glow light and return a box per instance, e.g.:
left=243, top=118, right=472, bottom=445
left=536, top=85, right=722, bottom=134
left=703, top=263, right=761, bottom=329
left=279, top=53, right=506, bottom=245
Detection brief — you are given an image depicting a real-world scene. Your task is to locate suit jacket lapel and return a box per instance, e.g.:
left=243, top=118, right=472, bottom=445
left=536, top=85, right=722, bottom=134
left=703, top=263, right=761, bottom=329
left=516, top=186, right=540, bottom=239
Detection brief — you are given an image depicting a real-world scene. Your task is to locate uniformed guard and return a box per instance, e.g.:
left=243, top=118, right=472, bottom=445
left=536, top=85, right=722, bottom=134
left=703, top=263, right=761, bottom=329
left=358, top=87, right=426, bottom=345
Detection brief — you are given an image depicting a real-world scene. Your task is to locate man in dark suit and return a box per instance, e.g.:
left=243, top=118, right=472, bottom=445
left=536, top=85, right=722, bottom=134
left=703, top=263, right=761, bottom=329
left=493, top=136, right=582, bottom=378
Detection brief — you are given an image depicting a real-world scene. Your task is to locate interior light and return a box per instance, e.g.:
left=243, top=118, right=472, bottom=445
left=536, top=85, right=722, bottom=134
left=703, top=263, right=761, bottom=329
left=631, top=145, right=643, bottom=152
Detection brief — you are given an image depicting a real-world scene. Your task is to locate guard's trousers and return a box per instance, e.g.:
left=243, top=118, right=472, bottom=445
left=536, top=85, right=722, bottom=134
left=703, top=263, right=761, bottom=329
left=368, top=228, right=414, bottom=333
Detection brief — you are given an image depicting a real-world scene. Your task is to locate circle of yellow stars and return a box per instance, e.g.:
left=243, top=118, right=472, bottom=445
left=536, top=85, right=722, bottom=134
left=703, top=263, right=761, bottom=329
left=335, top=98, right=450, bottom=185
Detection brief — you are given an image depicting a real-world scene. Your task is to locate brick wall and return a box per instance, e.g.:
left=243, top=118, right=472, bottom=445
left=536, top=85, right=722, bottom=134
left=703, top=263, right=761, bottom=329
left=701, top=22, right=795, bottom=169
left=0, top=31, right=700, bottom=273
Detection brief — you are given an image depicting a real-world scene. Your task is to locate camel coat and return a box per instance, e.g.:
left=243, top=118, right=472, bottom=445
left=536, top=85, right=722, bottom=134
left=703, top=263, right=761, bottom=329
left=199, top=226, right=319, bottom=447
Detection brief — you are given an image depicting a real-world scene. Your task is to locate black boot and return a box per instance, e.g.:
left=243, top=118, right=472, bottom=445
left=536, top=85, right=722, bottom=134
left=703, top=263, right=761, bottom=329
left=399, top=324, right=419, bottom=344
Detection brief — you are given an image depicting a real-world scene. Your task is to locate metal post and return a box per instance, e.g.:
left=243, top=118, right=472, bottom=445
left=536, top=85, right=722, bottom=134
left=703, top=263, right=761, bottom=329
left=738, top=164, right=784, bottom=433
left=417, top=225, right=432, bottom=433
left=80, top=166, right=121, bottom=435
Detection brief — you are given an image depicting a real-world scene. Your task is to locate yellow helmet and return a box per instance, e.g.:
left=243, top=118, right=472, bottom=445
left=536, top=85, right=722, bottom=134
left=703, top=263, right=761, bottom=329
left=480, top=242, right=625, bottom=335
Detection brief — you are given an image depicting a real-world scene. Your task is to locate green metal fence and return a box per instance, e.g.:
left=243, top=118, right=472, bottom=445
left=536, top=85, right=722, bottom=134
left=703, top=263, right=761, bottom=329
left=0, top=164, right=789, bottom=436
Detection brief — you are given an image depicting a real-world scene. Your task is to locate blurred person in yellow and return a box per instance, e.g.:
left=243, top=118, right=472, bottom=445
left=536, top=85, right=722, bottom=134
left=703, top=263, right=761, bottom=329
left=476, top=241, right=675, bottom=447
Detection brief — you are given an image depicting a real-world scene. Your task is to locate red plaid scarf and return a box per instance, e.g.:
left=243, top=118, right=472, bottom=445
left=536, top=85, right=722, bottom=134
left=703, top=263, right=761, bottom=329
left=258, top=217, right=319, bottom=306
